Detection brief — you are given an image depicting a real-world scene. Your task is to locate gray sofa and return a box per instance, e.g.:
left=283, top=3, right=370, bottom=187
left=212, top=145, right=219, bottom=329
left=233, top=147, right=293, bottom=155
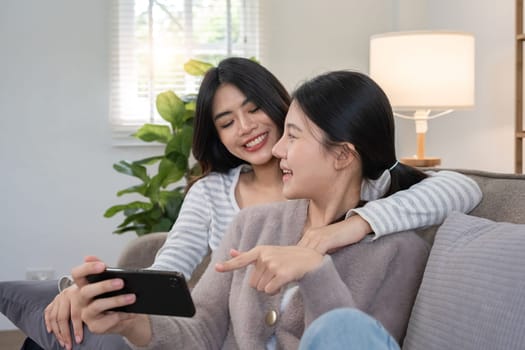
left=116, top=169, right=525, bottom=349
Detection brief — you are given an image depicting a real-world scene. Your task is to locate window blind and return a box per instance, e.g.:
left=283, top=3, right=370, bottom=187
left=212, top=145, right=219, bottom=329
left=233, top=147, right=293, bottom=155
left=110, top=0, right=260, bottom=134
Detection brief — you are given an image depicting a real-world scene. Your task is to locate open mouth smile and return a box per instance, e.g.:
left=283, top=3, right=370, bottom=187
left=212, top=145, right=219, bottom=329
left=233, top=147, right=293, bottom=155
left=244, top=132, right=268, bottom=149
left=281, top=168, right=293, bottom=181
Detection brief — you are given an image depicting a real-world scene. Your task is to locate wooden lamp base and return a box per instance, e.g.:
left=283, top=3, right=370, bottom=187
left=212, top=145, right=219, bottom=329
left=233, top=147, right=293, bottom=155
left=400, top=157, right=441, bottom=167
left=401, top=131, right=441, bottom=168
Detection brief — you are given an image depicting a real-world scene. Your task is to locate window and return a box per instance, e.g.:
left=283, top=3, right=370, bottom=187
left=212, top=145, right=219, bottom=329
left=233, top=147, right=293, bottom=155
left=110, top=0, right=260, bottom=136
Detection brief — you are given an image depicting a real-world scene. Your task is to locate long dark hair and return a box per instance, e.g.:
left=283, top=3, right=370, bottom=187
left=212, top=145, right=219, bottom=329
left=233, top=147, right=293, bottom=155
left=293, top=70, right=427, bottom=197
left=192, top=57, right=291, bottom=177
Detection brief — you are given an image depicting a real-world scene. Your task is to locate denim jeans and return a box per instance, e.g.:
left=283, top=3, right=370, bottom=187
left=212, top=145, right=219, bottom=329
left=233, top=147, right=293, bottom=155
left=299, top=308, right=400, bottom=350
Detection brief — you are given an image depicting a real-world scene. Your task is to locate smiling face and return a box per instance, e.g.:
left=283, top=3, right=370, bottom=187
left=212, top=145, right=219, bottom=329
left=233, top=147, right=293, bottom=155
left=212, top=83, right=280, bottom=166
left=272, top=101, right=339, bottom=200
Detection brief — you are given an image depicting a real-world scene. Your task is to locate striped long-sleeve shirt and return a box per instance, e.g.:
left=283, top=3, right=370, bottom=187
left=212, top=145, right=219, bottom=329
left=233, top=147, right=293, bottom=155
left=151, top=165, right=482, bottom=278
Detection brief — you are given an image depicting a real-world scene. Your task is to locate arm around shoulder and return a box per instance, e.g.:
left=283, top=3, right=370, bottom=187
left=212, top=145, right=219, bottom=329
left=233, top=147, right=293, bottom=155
left=352, top=169, right=482, bottom=237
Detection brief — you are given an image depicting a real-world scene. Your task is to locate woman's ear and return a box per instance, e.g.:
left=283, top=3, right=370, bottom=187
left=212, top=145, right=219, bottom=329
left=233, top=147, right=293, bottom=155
left=334, top=143, right=357, bottom=170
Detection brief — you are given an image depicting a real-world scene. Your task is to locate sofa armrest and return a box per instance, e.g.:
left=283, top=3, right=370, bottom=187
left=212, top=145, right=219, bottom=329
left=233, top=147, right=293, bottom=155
left=116, top=232, right=211, bottom=288
left=117, top=232, right=168, bottom=269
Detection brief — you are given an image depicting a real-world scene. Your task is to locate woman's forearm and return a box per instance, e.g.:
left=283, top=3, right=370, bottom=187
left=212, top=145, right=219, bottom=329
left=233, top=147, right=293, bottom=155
left=354, top=170, right=482, bottom=237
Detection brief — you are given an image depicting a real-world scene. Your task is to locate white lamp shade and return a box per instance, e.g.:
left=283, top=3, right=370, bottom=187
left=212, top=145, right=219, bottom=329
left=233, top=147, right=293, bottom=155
left=369, top=31, right=475, bottom=110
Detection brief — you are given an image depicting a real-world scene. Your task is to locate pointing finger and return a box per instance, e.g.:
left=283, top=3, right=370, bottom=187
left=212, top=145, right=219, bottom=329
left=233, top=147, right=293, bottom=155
left=215, top=249, right=258, bottom=272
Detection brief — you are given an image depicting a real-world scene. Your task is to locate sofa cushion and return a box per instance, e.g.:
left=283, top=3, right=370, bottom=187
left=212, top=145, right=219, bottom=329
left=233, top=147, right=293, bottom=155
left=403, top=212, right=525, bottom=350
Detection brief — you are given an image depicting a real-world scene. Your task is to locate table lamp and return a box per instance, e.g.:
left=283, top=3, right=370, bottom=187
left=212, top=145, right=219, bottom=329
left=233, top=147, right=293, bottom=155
left=369, top=31, right=475, bottom=167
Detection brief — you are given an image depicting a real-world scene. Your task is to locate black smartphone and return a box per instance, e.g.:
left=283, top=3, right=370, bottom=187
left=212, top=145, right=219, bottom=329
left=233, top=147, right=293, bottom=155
left=86, top=268, right=195, bottom=317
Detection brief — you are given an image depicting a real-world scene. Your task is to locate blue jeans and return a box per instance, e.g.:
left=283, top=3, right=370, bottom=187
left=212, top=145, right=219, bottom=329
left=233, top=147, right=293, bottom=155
left=299, top=308, right=400, bottom=350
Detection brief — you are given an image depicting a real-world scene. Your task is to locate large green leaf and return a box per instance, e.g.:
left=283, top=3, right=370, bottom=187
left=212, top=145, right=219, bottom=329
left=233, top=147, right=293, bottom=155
left=146, top=159, right=186, bottom=196
left=160, top=190, right=184, bottom=220
left=133, top=124, right=172, bottom=144
left=184, top=110, right=194, bottom=123
left=156, top=91, right=185, bottom=127
left=164, top=149, right=187, bottom=173
left=184, top=59, right=214, bottom=76
left=103, top=201, right=153, bottom=218
left=116, top=184, right=148, bottom=197
left=117, top=211, right=148, bottom=228
left=123, top=206, right=161, bottom=224
left=123, top=207, right=142, bottom=216
left=113, top=225, right=149, bottom=235
left=151, top=218, right=174, bottom=233
left=113, top=161, right=149, bottom=182
left=165, top=125, right=193, bottom=159
left=184, top=100, right=196, bottom=119
left=148, top=205, right=164, bottom=221
left=133, top=155, right=164, bottom=166
left=116, top=206, right=164, bottom=232
left=158, top=158, right=186, bottom=188
left=146, top=174, right=162, bottom=203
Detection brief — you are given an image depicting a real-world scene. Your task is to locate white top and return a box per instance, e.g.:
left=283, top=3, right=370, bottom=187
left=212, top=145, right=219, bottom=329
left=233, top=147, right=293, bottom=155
left=151, top=165, right=482, bottom=279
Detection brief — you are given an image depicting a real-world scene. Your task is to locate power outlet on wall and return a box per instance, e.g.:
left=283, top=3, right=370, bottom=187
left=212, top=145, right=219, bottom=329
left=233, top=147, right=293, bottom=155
left=26, top=268, right=55, bottom=281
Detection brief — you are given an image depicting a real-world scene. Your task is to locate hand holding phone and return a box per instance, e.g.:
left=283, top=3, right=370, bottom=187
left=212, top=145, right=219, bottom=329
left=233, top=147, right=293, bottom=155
left=86, top=268, right=195, bottom=317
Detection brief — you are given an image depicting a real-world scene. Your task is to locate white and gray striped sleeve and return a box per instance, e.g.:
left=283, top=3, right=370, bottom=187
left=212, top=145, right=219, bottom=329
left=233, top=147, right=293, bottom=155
left=352, top=170, right=482, bottom=238
left=149, top=180, right=214, bottom=279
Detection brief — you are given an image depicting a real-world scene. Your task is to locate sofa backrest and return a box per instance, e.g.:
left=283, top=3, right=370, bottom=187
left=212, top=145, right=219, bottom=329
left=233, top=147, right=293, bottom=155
left=458, top=169, right=525, bottom=223
left=415, top=169, right=525, bottom=244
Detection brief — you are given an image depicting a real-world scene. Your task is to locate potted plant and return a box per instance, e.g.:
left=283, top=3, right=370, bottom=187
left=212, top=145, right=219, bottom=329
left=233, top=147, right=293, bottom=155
left=104, top=59, right=213, bottom=236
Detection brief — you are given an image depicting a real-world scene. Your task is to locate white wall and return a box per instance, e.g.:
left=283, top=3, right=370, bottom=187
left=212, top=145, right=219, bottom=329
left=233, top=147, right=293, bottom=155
left=260, top=0, right=395, bottom=90
left=395, top=0, right=515, bottom=172
left=0, top=0, right=516, bottom=331
left=0, top=1, right=159, bottom=329
left=261, top=0, right=515, bottom=172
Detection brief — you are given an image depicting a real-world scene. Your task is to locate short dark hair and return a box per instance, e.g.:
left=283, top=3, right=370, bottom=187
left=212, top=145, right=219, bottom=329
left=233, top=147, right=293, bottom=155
left=192, top=57, right=291, bottom=176
left=293, top=70, right=427, bottom=196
